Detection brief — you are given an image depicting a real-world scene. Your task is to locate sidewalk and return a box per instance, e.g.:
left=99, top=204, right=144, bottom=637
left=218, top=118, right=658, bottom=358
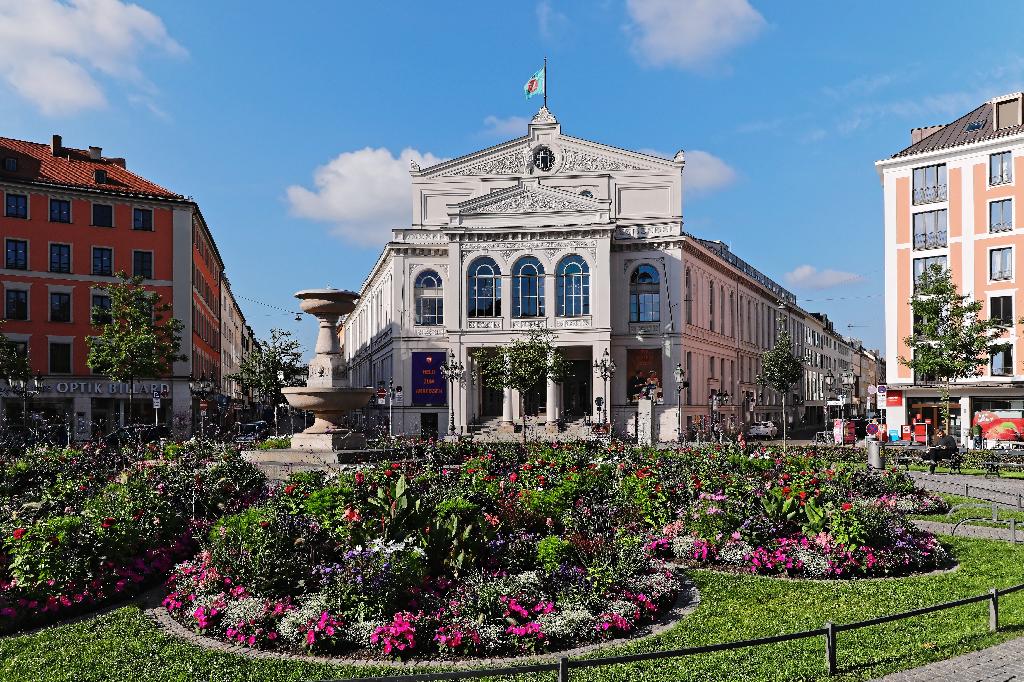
left=870, top=634, right=1024, bottom=681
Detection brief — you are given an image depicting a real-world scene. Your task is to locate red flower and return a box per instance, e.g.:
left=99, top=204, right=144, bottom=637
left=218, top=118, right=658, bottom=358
left=12, top=528, right=26, bottom=540
left=101, top=517, right=115, bottom=529
left=841, top=502, right=853, bottom=511
left=283, top=485, right=295, bottom=495
left=354, top=471, right=365, bottom=485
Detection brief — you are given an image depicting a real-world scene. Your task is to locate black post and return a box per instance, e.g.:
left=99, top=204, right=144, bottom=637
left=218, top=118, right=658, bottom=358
left=558, top=656, right=569, bottom=682
left=447, top=376, right=456, bottom=435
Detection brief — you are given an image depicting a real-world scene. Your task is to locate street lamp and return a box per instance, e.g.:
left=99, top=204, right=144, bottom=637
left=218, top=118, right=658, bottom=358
left=708, top=390, right=731, bottom=442
left=593, top=348, right=616, bottom=427
left=188, top=373, right=214, bottom=438
left=673, top=362, right=687, bottom=442
left=439, top=350, right=464, bottom=437
left=3, top=373, right=43, bottom=433
left=824, top=369, right=835, bottom=428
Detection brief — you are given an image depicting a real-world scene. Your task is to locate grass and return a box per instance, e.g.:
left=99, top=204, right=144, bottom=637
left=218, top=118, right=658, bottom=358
left=909, top=493, right=1024, bottom=530
left=2, top=537, right=1024, bottom=681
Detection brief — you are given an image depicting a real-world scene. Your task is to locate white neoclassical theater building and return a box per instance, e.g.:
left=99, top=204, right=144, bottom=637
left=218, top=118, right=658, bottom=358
left=344, top=107, right=844, bottom=440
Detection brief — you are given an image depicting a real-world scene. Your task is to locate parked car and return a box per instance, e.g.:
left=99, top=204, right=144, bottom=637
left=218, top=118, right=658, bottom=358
left=102, top=423, right=170, bottom=449
left=747, top=421, right=778, bottom=439
left=234, top=421, right=270, bottom=448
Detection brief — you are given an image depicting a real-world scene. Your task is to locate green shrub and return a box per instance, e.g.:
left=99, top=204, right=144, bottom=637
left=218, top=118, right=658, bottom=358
left=5, top=515, right=94, bottom=587
left=536, top=535, right=572, bottom=573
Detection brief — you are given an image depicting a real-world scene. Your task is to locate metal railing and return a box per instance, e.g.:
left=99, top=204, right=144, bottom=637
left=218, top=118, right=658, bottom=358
left=912, top=231, right=948, bottom=250
left=992, top=269, right=1013, bottom=281
left=328, top=582, right=1024, bottom=681
left=990, top=222, right=1014, bottom=233
left=913, top=184, right=948, bottom=204
left=990, top=172, right=1013, bottom=186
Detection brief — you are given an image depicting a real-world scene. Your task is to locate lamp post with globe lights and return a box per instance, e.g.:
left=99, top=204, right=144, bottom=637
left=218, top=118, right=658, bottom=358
left=593, top=349, right=616, bottom=428
left=188, top=373, right=215, bottom=439
left=673, top=362, right=687, bottom=442
left=439, top=350, right=465, bottom=437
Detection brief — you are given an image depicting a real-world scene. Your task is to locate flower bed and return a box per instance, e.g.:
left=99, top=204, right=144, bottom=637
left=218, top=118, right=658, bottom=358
left=0, top=440, right=265, bottom=633
left=162, top=442, right=948, bottom=659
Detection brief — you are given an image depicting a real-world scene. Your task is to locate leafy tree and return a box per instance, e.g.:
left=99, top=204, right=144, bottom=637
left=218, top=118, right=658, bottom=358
left=86, top=273, right=185, bottom=423
left=227, top=328, right=305, bottom=407
left=0, top=323, right=31, bottom=383
left=900, top=264, right=1008, bottom=431
left=472, top=330, right=567, bottom=444
left=759, top=329, right=804, bottom=448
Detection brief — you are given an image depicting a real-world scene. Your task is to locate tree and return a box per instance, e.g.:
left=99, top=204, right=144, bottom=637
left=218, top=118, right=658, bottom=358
left=227, top=328, right=305, bottom=408
left=900, top=264, right=1008, bottom=431
left=86, top=273, right=185, bottom=423
left=472, top=330, right=567, bottom=444
left=0, top=324, right=30, bottom=383
left=759, top=330, right=804, bottom=449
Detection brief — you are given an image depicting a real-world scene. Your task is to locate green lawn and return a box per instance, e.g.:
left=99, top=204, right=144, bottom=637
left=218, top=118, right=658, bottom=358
left=1, top=537, right=1023, bottom=682
left=909, top=493, right=1024, bottom=530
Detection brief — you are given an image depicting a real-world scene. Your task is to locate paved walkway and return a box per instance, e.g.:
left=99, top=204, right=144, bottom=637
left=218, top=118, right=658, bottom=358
left=871, top=634, right=1024, bottom=681
left=912, top=519, right=1021, bottom=543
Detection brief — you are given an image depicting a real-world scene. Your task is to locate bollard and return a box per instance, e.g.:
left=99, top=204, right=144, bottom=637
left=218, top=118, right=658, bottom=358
left=1018, top=493, right=1022, bottom=511
left=993, top=502, right=998, bottom=522
left=824, top=621, right=837, bottom=675
left=1012, top=519, right=1017, bottom=545
left=558, top=657, right=570, bottom=682
left=990, top=588, right=999, bottom=632
left=966, top=483, right=970, bottom=498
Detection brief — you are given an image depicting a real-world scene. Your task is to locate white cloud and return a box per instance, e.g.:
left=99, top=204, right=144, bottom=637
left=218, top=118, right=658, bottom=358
left=625, top=0, right=766, bottom=71
left=641, top=148, right=737, bottom=197
left=0, top=0, right=184, bottom=116
left=286, top=147, right=445, bottom=247
left=481, top=114, right=529, bottom=137
left=536, top=0, right=568, bottom=40
left=784, top=265, right=864, bottom=290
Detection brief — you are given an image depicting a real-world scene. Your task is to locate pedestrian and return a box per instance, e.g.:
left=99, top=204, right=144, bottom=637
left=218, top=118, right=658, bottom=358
left=925, top=428, right=958, bottom=474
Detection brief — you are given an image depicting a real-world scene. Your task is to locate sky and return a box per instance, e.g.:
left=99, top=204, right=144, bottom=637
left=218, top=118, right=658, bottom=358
left=4, top=0, right=1024, bottom=355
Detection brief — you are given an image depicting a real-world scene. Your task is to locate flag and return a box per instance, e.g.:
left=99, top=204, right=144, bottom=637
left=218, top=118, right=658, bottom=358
left=524, top=67, right=545, bottom=99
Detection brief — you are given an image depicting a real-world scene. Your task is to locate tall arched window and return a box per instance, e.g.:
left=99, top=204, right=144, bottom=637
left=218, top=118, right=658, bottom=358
left=467, top=257, right=501, bottom=317
left=414, top=269, right=443, bottom=326
left=709, top=281, right=715, bottom=332
left=512, top=256, right=544, bottom=317
left=556, top=254, right=589, bottom=317
left=629, top=264, right=660, bottom=322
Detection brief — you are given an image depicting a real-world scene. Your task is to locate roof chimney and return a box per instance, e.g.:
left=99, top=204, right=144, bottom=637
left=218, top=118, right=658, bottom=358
left=88, top=146, right=102, bottom=161
left=51, top=134, right=62, bottom=156
left=910, top=125, right=943, bottom=145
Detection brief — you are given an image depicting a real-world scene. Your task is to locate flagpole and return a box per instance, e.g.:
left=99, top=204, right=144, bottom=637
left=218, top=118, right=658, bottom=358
left=543, top=57, right=547, bottom=109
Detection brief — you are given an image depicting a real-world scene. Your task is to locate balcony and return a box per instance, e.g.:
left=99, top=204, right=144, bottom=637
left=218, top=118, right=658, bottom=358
left=990, top=172, right=1013, bottom=186
left=912, top=184, right=947, bottom=205
left=912, top=231, right=947, bottom=250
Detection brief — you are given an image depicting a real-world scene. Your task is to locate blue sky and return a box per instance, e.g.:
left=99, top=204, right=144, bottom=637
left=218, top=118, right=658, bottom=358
left=4, top=0, right=1024, bottom=354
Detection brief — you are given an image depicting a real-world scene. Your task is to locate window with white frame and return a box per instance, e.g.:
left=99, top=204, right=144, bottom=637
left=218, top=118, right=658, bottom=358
left=413, top=269, right=443, bottom=326
left=990, top=247, right=1013, bottom=281
left=629, top=264, right=659, bottom=322
left=556, top=254, right=589, bottom=317
left=913, top=209, right=947, bottom=249
left=684, top=268, right=692, bottom=324
left=991, top=346, right=1013, bottom=377
left=913, top=163, right=947, bottom=204
left=467, top=257, right=501, bottom=318
left=990, top=199, right=1013, bottom=232
left=913, top=255, right=947, bottom=290
left=512, top=256, right=544, bottom=318
left=990, top=151, right=1013, bottom=185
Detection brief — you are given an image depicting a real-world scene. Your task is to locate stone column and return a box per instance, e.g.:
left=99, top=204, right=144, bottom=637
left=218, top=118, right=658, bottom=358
left=545, top=376, right=559, bottom=433
left=499, top=386, right=514, bottom=432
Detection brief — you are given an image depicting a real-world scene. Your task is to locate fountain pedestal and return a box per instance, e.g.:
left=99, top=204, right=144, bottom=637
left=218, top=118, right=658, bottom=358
left=246, top=288, right=374, bottom=471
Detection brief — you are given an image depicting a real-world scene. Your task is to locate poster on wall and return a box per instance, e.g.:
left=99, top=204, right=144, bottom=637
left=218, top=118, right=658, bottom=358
left=885, top=390, right=903, bottom=407
left=626, top=349, right=664, bottom=404
left=411, top=352, right=447, bottom=406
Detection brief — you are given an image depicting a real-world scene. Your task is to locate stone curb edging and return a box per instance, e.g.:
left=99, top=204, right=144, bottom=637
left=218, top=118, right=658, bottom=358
left=143, top=580, right=700, bottom=669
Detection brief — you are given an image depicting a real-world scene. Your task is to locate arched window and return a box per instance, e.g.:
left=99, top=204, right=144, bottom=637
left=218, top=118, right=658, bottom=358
left=413, top=270, right=443, bottom=326
left=512, top=256, right=544, bottom=317
left=467, top=257, right=501, bottom=317
left=685, top=268, right=692, bottom=324
left=556, top=255, right=589, bottom=317
left=629, top=264, right=660, bottom=322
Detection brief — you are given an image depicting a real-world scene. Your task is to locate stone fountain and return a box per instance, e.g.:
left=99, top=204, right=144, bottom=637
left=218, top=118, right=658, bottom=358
left=281, top=288, right=374, bottom=454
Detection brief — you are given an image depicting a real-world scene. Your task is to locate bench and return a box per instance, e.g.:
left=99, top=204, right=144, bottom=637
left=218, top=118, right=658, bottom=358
left=891, top=445, right=963, bottom=474
left=981, top=449, right=1024, bottom=478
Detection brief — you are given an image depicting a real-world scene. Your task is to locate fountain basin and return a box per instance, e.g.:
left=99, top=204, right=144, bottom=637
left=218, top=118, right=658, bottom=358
left=294, top=288, right=360, bottom=317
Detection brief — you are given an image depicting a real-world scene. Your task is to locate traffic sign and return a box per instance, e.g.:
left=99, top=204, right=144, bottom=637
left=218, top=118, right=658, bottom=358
left=876, top=384, right=887, bottom=395
left=394, top=386, right=404, bottom=404
left=867, top=385, right=878, bottom=395
left=376, top=387, right=387, bottom=405
left=152, top=397, right=161, bottom=409
left=866, top=423, right=879, bottom=435
left=199, top=399, right=209, bottom=412
left=152, top=389, right=161, bottom=399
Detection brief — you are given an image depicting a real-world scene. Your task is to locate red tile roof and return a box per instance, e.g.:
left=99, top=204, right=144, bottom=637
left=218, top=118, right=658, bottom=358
left=0, top=136, right=183, bottom=199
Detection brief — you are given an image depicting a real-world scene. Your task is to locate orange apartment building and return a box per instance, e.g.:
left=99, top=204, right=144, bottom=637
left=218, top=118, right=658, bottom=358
left=878, top=92, right=1024, bottom=445
left=1, top=134, right=224, bottom=439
